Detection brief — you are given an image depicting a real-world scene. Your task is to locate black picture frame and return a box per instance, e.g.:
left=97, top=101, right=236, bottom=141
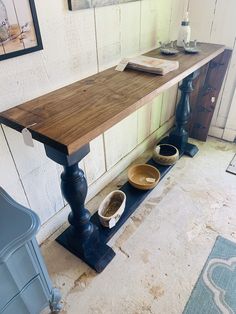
left=0, top=0, right=43, bottom=61
left=68, top=0, right=139, bottom=11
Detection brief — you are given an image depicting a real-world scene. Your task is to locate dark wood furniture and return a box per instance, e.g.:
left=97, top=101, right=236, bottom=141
left=0, top=43, right=226, bottom=272
left=189, top=49, right=232, bottom=141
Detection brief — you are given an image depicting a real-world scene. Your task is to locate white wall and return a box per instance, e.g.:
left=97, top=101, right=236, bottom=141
left=0, top=0, right=187, bottom=242
left=187, top=0, right=236, bottom=142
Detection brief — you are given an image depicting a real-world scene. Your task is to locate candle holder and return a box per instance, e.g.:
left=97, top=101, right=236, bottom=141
left=183, top=40, right=201, bottom=54
left=159, top=41, right=179, bottom=55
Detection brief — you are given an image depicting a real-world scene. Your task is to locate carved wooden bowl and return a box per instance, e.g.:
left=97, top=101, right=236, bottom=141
left=98, top=190, right=126, bottom=228
left=128, top=164, right=160, bottom=190
left=153, top=144, right=179, bottom=166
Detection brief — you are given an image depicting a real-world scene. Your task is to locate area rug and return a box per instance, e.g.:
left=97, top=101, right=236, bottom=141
left=184, top=236, right=236, bottom=314
left=227, top=154, right=236, bottom=175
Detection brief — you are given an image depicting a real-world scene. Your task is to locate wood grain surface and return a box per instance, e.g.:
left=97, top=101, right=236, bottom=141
left=0, top=43, right=225, bottom=155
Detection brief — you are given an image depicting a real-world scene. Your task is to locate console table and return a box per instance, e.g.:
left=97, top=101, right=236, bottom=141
left=0, top=43, right=226, bottom=273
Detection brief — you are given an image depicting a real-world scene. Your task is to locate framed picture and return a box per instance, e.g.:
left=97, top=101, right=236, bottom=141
left=68, top=0, right=139, bottom=11
left=0, top=0, right=43, bottom=61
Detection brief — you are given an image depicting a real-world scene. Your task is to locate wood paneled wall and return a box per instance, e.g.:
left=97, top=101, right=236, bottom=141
left=187, top=0, right=236, bottom=141
left=2, top=0, right=235, bottom=241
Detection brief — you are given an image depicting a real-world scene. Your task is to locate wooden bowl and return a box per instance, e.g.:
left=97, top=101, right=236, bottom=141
left=128, top=164, right=160, bottom=190
left=153, top=144, right=179, bottom=166
left=98, top=190, right=126, bottom=228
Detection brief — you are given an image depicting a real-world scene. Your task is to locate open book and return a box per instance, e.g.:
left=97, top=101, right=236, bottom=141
left=116, top=55, right=179, bottom=75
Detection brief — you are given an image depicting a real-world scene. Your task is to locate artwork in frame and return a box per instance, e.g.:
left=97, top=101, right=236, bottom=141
left=0, top=0, right=43, bottom=61
left=68, top=0, right=139, bottom=11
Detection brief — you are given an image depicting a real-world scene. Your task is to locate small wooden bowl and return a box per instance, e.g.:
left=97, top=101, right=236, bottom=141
left=128, top=164, right=160, bottom=190
left=98, top=190, right=126, bottom=228
left=153, top=144, right=179, bottom=166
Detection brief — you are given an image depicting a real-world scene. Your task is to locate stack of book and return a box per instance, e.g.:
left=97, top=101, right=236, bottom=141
left=116, top=55, right=179, bottom=75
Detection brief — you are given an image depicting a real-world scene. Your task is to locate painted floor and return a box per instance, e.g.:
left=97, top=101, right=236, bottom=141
left=41, top=137, right=236, bottom=314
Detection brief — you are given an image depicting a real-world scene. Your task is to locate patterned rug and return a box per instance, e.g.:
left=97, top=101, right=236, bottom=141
left=184, top=236, right=236, bottom=314
left=227, top=154, right=236, bottom=175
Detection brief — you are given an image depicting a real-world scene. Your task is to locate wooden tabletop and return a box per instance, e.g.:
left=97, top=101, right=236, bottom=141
left=0, top=43, right=224, bottom=155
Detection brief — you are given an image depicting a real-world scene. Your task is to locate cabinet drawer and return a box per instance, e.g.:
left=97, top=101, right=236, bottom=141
left=0, top=243, right=39, bottom=310
left=1, top=275, right=49, bottom=314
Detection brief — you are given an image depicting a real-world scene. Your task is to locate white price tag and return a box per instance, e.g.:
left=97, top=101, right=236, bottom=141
left=22, top=128, right=34, bottom=147
left=146, top=177, right=156, bottom=183
left=211, top=96, right=216, bottom=103
left=115, top=58, right=129, bottom=72
left=109, top=218, right=116, bottom=229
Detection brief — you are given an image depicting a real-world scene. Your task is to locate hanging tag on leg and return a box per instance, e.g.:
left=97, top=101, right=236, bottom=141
left=22, top=128, right=34, bottom=147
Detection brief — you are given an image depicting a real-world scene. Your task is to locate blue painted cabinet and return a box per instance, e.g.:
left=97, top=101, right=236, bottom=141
left=0, top=188, right=61, bottom=314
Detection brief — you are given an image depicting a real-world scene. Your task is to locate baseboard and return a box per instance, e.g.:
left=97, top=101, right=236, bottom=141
left=37, top=205, right=70, bottom=244
left=208, top=126, right=224, bottom=139
left=222, top=128, right=236, bottom=142
left=37, top=117, right=174, bottom=244
left=208, top=125, right=236, bottom=142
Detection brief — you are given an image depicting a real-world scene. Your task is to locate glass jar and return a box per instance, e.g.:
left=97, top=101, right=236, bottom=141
left=0, top=0, right=9, bottom=43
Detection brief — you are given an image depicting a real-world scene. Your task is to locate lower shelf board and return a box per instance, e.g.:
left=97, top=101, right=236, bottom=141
left=91, top=155, right=182, bottom=244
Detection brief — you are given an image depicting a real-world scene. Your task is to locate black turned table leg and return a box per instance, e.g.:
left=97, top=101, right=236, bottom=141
left=44, top=144, right=115, bottom=273
left=167, top=71, right=200, bottom=157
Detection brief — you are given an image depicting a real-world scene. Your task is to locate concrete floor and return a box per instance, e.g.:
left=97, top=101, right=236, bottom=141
left=41, top=137, right=236, bottom=314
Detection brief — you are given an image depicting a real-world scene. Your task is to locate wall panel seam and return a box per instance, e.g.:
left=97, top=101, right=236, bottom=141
left=1, top=126, right=30, bottom=207
left=215, top=37, right=236, bottom=127
left=209, top=0, right=218, bottom=38
left=93, top=8, right=100, bottom=73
